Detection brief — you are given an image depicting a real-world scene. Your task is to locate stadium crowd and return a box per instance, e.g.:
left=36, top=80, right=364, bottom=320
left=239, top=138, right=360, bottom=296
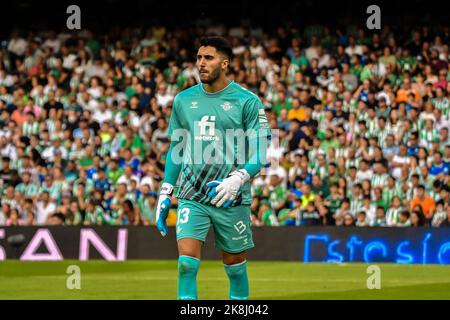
left=0, top=24, right=449, bottom=228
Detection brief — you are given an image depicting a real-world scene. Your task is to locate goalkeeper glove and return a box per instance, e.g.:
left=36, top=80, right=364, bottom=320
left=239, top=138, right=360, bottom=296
left=156, top=182, right=174, bottom=237
left=206, top=169, right=250, bottom=208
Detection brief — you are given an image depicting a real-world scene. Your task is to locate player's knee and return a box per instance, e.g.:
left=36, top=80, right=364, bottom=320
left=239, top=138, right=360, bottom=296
left=177, top=239, right=202, bottom=258
left=224, top=260, right=247, bottom=280
left=178, top=255, right=200, bottom=276
left=223, top=252, right=246, bottom=265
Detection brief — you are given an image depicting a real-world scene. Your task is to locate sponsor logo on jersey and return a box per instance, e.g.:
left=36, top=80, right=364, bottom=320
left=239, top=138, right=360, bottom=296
left=195, top=115, right=219, bottom=141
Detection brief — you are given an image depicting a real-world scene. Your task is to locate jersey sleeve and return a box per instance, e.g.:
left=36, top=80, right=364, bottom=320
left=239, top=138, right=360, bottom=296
left=163, top=95, right=184, bottom=186
left=243, top=96, right=271, bottom=138
left=242, top=96, right=272, bottom=177
left=167, top=95, right=183, bottom=136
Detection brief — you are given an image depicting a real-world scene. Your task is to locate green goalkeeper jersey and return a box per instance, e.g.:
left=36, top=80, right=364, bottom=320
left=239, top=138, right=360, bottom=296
left=167, top=80, right=271, bottom=206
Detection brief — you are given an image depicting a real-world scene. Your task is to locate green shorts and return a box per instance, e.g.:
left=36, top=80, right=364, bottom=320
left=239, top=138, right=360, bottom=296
left=176, top=199, right=254, bottom=253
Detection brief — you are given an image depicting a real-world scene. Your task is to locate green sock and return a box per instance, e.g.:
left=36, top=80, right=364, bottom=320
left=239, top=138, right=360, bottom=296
left=177, top=255, right=200, bottom=300
left=224, top=260, right=249, bottom=300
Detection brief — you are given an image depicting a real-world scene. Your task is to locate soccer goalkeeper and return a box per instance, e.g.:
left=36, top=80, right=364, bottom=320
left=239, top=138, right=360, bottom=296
left=156, top=36, right=271, bottom=300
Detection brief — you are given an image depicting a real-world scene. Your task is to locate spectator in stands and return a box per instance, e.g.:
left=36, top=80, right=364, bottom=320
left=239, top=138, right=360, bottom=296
left=0, top=23, right=448, bottom=228
left=411, top=207, right=426, bottom=227
left=397, top=211, right=412, bottom=227
left=119, top=199, right=141, bottom=226
left=355, top=211, right=369, bottom=227
left=439, top=206, right=450, bottom=227
left=410, top=185, right=436, bottom=224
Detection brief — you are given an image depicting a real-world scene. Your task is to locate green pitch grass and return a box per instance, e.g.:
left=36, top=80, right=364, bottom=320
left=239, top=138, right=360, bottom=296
left=0, top=260, right=449, bottom=299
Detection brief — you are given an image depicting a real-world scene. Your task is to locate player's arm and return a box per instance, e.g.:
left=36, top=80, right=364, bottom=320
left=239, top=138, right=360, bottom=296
left=156, top=97, right=184, bottom=236
left=207, top=96, right=271, bottom=208
left=242, top=113, right=271, bottom=177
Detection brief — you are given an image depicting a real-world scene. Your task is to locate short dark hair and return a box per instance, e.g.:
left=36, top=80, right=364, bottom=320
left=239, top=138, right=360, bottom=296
left=199, top=36, right=233, bottom=60
left=400, top=210, right=410, bottom=218
left=433, top=180, right=441, bottom=189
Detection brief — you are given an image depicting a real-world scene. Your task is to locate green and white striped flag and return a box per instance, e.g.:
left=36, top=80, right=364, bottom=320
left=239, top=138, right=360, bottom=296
left=367, top=118, right=378, bottom=137
left=382, top=186, right=401, bottom=207
left=335, top=147, right=347, bottom=159
left=345, top=158, right=360, bottom=170
left=371, top=174, right=388, bottom=188
left=433, top=97, right=449, bottom=118
left=45, top=119, right=56, bottom=134
left=429, top=190, right=441, bottom=203
left=15, top=183, right=38, bottom=197
left=377, top=128, right=392, bottom=148
left=10, top=158, right=23, bottom=172
left=386, top=207, right=402, bottom=226
left=22, top=121, right=40, bottom=136
left=419, top=128, right=439, bottom=149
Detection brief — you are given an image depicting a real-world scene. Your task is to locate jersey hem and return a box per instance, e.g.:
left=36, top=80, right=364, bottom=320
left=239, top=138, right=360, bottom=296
left=215, top=243, right=255, bottom=253
left=176, top=234, right=207, bottom=242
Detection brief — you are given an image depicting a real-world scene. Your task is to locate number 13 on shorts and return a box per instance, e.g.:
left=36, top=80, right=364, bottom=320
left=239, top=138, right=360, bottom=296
left=234, top=220, right=247, bottom=234
left=175, top=199, right=254, bottom=253
left=177, top=208, right=190, bottom=224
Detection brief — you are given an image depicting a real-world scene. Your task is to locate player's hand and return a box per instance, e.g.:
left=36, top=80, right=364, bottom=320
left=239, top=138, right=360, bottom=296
left=206, top=169, right=250, bottom=208
left=156, top=182, right=174, bottom=237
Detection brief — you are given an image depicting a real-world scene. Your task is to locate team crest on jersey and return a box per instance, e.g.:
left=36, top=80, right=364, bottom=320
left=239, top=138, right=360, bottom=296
left=190, top=101, right=198, bottom=109
left=221, top=102, right=233, bottom=111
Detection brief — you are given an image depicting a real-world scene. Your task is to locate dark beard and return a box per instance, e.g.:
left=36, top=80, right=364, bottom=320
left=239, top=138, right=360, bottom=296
left=200, top=67, right=221, bottom=84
